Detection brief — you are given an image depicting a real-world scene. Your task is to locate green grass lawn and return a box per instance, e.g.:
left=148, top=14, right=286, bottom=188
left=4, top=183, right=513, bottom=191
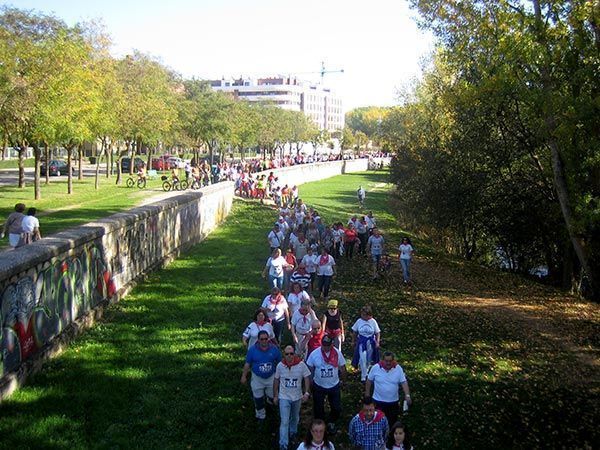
left=0, top=158, right=36, bottom=169
left=0, top=171, right=597, bottom=449
left=0, top=175, right=171, bottom=249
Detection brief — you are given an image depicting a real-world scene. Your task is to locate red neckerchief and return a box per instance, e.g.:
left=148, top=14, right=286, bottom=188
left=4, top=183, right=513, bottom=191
left=309, top=442, right=326, bottom=450
left=256, top=319, right=266, bottom=327
left=269, top=294, right=283, bottom=305
left=282, top=355, right=302, bottom=368
left=319, top=254, right=329, bottom=265
left=300, top=310, right=310, bottom=325
left=358, top=409, right=385, bottom=424
left=321, top=347, right=339, bottom=367
left=378, top=361, right=398, bottom=371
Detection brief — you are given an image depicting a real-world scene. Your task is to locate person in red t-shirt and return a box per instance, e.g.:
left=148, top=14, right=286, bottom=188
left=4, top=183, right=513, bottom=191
left=344, top=223, right=358, bottom=259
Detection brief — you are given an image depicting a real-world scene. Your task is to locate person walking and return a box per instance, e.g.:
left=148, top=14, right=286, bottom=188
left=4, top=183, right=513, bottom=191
left=364, top=351, right=412, bottom=427
left=343, top=223, right=358, bottom=260
left=367, top=228, right=385, bottom=279
left=20, top=207, right=41, bottom=245
left=357, top=185, right=366, bottom=207
left=273, top=346, right=312, bottom=450
left=322, top=299, right=345, bottom=351
left=348, top=397, right=389, bottom=450
left=241, top=330, right=282, bottom=425
left=242, top=308, right=275, bottom=348
left=398, top=237, right=415, bottom=285
left=263, top=248, right=291, bottom=290
left=291, top=300, right=317, bottom=358
left=306, top=335, right=346, bottom=434
left=301, top=245, right=318, bottom=293
left=385, top=421, right=413, bottom=450
left=351, top=306, right=381, bottom=382
left=306, top=319, right=325, bottom=359
left=268, top=223, right=285, bottom=252
left=261, top=287, right=291, bottom=344
left=316, top=248, right=336, bottom=301
left=1, top=203, right=26, bottom=249
left=296, top=419, right=335, bottom=450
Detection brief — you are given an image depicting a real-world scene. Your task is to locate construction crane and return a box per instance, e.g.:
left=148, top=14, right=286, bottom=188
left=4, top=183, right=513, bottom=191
left=318, top=61, right=344, bottom=83
left=295, top=61, right=344, bottom=84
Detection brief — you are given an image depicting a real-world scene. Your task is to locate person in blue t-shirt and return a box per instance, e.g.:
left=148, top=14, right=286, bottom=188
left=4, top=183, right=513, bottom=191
left=241, top=330, right=282, bottom=423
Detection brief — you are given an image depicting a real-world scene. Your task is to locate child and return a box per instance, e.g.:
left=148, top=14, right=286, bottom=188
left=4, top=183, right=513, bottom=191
left=351, top=305, right=381, bottom=382
left=386, top=422, right=413, bottom=450
left=321, top=299, right=345, bottom=350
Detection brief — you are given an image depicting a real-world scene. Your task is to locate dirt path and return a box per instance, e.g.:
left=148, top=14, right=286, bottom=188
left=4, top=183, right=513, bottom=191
left=410, top=256, right=600, bottom=386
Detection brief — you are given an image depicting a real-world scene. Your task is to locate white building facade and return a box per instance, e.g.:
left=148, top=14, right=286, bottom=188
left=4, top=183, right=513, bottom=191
left=210, top=77, right=344, bottom=132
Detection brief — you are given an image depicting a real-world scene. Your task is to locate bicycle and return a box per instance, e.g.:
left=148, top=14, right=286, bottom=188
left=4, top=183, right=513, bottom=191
left=126, top=176, right=147, bottom=189
left=161, top=175, right=188, bottom=192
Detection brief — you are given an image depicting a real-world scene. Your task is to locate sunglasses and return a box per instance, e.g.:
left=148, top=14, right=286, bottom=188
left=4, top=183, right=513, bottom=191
left=259, top=338, right=269, bottom=341
left=284, top=352, right=294, bottom=356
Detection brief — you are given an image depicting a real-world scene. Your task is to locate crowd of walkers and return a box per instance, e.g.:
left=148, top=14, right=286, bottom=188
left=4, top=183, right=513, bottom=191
left=240, top=189, right=416, bottom=450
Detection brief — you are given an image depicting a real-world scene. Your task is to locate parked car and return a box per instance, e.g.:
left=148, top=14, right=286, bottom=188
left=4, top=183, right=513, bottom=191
left=40, top=159, right=73, bottom=176
left=120, top=157, right=145, bottom=173
left=167, top=156, right=185, bottom=169
left=151, top=155, right=171, bottom=171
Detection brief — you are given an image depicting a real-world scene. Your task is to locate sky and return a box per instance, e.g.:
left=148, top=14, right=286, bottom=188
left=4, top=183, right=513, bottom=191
left=6, top=0, right=434, bottom=111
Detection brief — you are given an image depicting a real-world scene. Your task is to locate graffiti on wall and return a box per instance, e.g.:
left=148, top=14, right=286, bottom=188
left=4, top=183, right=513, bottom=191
left=0, top=243, right=115, bottom=375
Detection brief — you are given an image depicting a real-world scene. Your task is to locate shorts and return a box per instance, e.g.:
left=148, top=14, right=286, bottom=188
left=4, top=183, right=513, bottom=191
left=9, top=233, right=22, bottom=248
left=251, top=373, right=274, bottom=399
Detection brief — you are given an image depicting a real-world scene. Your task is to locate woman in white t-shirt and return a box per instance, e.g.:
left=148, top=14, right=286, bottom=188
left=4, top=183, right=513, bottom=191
left=263, top=248, right=291, bottom=290
left=301, top=246, right=318, bottom=292
left=287, top=282, right=311, bottom=317
left=316, top=248, right=336, bottom=301
left=398, top=237, right=415, bottom=285
left=351, top=305, right=381, bottom=381
left=242, top=308, right=275, bottom=348
left=297, top=419, right=335, bottom=450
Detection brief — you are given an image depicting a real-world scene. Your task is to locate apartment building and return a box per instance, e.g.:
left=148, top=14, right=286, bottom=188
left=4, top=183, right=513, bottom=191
left=210, top=76, right=344, bottom=132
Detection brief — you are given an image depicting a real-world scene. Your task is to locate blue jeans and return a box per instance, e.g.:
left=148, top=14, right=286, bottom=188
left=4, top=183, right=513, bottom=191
left=279, top=398, right=301, bottom=447
left=400, top=258, right=411, bottom=282
left=269, top=275, right=284, bottom=290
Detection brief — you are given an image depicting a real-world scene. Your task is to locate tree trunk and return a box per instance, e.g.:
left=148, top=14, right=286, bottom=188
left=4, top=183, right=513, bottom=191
left=106, top=141, right=111, bottom=178
left=531, top=0, right=598, bottom=300
left=78, top=146, right=83, bottom=180
left=95, top=143, right=103, bottom=190
left=33, top=143, right=41, bottom=200
left=67, top=145, right=74, bottom=194
left=18, top=142, right=26, bottom=188
left=44, top=143, right=50, bottom=184
left=1, top=135, right=7, bottom=161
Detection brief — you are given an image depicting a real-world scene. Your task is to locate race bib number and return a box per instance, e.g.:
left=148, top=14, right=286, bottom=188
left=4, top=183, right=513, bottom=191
left=283, top=378, right=299, bottom=388
left=320, top=367, right=334, bottom=378
left=258, top=362, right=273, bottom=373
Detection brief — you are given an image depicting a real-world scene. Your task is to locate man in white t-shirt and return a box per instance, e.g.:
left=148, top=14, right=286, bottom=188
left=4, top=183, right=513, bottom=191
left=367, top=228, right=385, bottom=279
left=398, top=237, right=415, bottom=285
left=21, top=207, right=41, bottom=244
left=274, top=346, right=311, bottom=450
left=364, top=351, right=412, bottom=427
left=268, top=224, right=285, bottom=252
left=306, top=334, right=346, bottom=434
